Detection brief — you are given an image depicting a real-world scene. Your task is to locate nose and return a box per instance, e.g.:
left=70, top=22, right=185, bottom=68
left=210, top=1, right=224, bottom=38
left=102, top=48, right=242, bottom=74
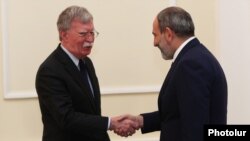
left=85, top=35, right=95, bottom=42
left=154, top=39, right=158, bottom=47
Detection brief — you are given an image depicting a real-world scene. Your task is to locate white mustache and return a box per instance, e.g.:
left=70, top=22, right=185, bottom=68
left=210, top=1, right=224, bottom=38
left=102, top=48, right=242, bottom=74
left=82, top=42, right=94, bottom=48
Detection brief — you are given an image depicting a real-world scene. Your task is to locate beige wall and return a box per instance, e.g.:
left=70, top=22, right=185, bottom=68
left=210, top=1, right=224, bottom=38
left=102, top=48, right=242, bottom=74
left=0, top=0, right=218, bottom=141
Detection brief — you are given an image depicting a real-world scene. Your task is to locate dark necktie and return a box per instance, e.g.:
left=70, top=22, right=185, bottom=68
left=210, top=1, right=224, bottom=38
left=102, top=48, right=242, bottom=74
left=79, top=59, right=93, bottom=96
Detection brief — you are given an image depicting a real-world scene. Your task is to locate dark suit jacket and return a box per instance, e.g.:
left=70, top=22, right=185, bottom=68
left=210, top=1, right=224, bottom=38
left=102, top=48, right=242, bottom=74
left=141, top=38, right=228, bottom=141
left=35, top=44, right=110, bottom=141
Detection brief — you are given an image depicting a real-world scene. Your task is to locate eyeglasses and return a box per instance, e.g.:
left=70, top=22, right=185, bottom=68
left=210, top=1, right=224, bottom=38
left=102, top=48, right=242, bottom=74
left=77, top=30, right=99, bottom=38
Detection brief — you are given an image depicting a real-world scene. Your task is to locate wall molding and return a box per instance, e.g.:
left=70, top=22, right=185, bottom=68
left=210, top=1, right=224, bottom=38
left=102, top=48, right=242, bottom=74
left=4, top=85, right=161, bottom=99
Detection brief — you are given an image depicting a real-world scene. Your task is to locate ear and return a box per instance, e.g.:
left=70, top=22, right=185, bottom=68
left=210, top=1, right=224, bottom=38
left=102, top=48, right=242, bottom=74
left=60, top=31, right=68, bottom=40
left=164, top=27, right=174, bottom=42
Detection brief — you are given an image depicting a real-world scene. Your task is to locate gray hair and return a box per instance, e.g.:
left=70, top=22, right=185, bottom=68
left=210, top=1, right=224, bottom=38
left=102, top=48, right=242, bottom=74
left=157, top=6, right=195, bottom=37
left=57, top=5, right=93, bottom=32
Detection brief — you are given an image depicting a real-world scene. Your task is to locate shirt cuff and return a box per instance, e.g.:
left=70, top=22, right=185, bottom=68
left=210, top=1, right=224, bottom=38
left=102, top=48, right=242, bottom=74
left=107, top=117, right=111, bottom=130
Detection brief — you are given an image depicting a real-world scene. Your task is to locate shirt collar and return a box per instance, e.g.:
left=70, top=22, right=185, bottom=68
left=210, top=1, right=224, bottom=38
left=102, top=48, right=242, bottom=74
left=172, top=36, right=195, bottom=63
left=60, top=44, right=80, bottom=68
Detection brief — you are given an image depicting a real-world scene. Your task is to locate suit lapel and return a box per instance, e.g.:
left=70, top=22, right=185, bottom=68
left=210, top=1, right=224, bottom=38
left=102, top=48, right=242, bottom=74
left=84, top=58, right=99, bottom=97
left=54, top=45, right=98, bottom=112
left=84, top=58, right=101, bottom=113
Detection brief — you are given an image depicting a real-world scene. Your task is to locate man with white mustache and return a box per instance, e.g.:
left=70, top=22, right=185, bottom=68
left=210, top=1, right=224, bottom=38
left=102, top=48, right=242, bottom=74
left=35, top=5, right=136, bottom=141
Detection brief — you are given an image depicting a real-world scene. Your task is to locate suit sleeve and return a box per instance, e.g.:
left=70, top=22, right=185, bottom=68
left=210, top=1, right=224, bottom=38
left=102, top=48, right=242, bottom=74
left=141, top=111, right=161, bottom=133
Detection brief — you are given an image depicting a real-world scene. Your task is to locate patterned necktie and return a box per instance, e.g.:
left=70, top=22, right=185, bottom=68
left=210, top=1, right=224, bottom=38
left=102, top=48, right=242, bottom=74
left=79, top=59, right=93, bottom=96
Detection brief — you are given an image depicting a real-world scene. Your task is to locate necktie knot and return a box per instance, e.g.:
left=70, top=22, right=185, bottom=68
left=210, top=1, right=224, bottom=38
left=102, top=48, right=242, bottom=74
left=79, top=59, right=87, bottom=72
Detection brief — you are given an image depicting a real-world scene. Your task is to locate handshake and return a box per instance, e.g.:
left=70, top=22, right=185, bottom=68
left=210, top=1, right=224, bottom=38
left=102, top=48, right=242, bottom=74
left=109, top=114, right=143, bottom=137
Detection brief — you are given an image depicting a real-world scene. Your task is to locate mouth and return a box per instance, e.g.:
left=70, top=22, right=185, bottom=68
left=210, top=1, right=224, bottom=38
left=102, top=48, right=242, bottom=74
left=82, top=43, right=93, bottom=49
